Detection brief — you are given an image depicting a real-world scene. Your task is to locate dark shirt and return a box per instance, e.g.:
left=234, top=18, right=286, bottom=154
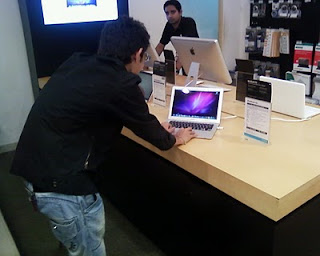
left=160, top=16, right=199, bottom=46
left=11, top=53, right=176, bottom=195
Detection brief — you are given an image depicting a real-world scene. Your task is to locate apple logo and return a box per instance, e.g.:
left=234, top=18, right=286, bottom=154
left=190, top=47, right=195, bottom=55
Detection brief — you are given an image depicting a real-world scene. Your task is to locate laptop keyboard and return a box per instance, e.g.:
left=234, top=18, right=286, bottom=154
left=305, top=105, right=320, bottom=118
left=169, top=121, right=214, bottom=131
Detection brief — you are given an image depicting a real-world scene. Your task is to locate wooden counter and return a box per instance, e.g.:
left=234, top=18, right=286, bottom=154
left=122, top=98, right=320, bottom=222
left=122, top=77, right=320, bottom=222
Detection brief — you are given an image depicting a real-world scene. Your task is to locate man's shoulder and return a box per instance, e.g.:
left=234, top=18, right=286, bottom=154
left=181, top=16, right=196, bottom=23
left=118, top=71, right=141, bottom=89
left=180, top=17, right=198, bottom=37
left=163, top=21, right=174, bottom=31
left=68, top=52, right=94, bottom=63
left=54, top=52, right=94, bottom=73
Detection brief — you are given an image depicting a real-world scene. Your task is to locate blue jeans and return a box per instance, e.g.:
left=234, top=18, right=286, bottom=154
left=25, top=182, right=106, bottom=256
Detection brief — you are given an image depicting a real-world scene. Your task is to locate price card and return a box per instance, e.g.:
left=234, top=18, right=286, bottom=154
left=244, top=80, right=272, bottom=144
left=152, top=61, right=166, bottom=106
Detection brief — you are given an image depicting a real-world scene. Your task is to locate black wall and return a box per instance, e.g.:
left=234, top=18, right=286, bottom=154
left=22, top=0, right=128, bottom=77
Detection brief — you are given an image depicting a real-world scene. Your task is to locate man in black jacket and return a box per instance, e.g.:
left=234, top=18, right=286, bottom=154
left=11, top=16, right=195, bottom=256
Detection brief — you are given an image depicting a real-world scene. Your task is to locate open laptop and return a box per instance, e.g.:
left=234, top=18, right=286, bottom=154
left=168, top=86, right=224, bottom=139
left=138, top=71, right=153, bottom=102
left=260, top=76, right=320, bottom=119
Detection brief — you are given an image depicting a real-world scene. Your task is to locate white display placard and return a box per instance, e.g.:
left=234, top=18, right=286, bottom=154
left=152, top=74, right=166, bottom=107
left=244, top=97, right=271, bottom=144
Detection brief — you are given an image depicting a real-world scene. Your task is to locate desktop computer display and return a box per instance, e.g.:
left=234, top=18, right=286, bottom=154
left=171, top=36, right=232, bottom=84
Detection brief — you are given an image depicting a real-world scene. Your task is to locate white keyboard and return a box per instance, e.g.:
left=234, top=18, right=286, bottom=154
left=304, top=105, right=320, bottom=118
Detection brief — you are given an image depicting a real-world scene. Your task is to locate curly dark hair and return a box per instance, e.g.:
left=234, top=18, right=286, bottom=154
left=97, top=16, right=150, bottom=65
left=163, top=0, right=182, bottom=12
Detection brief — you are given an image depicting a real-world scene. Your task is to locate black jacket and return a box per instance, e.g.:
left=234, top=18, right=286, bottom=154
left=11, top=53, right=176, bottom=195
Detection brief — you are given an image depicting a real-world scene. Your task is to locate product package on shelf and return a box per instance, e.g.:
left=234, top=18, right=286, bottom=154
left=245, top=27, right=257, bottom=53
left=312, top=76, right=320, bottom=101
left=263, top=29, right=281, bottom=57
left=286, top=71, right=311, bottom=95
left=279, top=29, right=290, bottom=54
left=251, top=1, right=266, bottom=18
left=256, top=27, right=266, bottom=53
left=312, top=43, right=320, bottom=75
left=270, top=1, right=302, bottom=19
left=293, top=42, right=313, bottom=72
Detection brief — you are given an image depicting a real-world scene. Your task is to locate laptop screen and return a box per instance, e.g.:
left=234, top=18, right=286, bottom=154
left=138, top=72, right=153, bottom=101
left=171, top=90, right=221, bottom=120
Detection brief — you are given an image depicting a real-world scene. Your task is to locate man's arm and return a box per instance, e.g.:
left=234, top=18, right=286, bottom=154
left=112, top=78, right=196, bottom=149
left=187, top=18, right=199, bottom=38
left=157, top=22, right=171, bottom=56
left=111, top=80, right=176, bottom=150
left=156, top=43, right=165, bottom=56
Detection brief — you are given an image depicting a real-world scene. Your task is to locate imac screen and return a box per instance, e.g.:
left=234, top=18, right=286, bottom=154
left=41, top=0, right=118, bottom=25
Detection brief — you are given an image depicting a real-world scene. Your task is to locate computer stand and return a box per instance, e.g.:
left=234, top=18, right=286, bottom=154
left=184, top=62, right=200, bottom=87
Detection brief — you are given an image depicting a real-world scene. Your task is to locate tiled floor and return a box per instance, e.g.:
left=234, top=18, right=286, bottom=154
left=0, top=151, right=166, bottom=256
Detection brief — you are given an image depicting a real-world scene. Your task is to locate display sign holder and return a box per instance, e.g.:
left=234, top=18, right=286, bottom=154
left=152, top=61, right=167, bottom=107
left=244, top=79, right=272, bottom=144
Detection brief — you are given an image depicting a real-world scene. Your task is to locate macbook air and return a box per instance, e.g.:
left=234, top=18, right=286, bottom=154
left=259, top=76, right=320, bottom=119
left=168, top=86, right=224, bottom=139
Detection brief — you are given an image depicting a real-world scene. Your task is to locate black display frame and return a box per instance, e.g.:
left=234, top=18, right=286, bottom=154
left=21, top=0, right=128, bottom=77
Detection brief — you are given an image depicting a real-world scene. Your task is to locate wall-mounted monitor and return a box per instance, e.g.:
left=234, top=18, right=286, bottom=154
left=41, top=0, right=118, bottom=25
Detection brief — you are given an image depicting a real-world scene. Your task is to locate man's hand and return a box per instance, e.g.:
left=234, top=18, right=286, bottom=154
left=161, top=121, right=175, bottom=134
left=174, top=127, right=196, bottom=145
left=156, top=43, right=165, bottom=56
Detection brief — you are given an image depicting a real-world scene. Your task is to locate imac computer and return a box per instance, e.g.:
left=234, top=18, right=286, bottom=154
left=171, top=36, right=232, bottom=84
left=144, top=44, right=161, bottom=68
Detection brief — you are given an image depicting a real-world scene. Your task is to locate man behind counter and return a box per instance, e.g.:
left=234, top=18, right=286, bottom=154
left=155, top=0, right=199, bottom=56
